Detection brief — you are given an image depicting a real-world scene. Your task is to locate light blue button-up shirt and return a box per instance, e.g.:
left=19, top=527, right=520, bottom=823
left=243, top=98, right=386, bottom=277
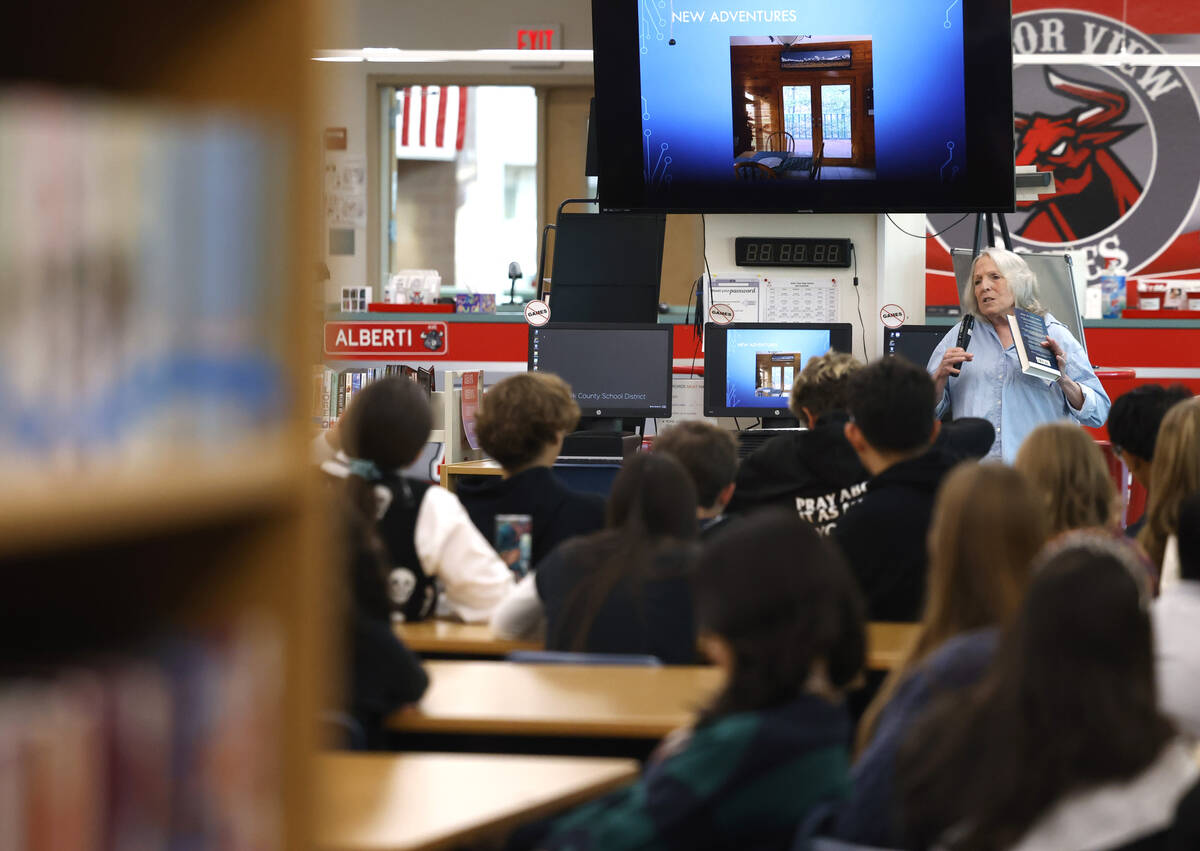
left=926, top=313, right=1111, bottom=464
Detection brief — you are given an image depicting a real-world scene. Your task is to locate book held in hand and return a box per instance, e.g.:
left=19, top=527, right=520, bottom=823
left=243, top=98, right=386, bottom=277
left=1005, top=308, right=1062, bottom=381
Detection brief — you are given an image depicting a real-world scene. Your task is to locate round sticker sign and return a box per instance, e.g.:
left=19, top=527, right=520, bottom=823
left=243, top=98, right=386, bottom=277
left=524, top=299, right=551, bottom=326
left=880, top=304, right=906, bottom=329
left=708, top=303, right=735, bottom=324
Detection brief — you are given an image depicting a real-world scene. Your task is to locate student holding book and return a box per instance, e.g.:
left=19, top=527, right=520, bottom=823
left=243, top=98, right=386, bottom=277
left=927, top=247, right=1110, bottom=463
left=523, top=510, right=866, bottom=850
left=491, top=452, right=700, bottom=663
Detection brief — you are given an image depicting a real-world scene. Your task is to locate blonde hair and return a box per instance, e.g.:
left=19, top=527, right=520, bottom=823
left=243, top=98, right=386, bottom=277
left=857, top=463, right=1044, bottom=750
left=1015, top=422, right=1119, bottom=537
left=964, top=247, right=1045, bottom=318
left=475, top=372, right=580, bottom=471
left=1139, top=398, right=1200, bottom=567
left=788, top=351, right=864, bottom=421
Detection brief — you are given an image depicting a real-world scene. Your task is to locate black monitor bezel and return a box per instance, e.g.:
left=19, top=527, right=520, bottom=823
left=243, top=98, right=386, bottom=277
left=528, top=322, right=675, bottom=419
left=882, top=323, right=953, bottom=367
left=590, top=0, right=1015, bottom=213
left=703, top=322, right=854, bottom=418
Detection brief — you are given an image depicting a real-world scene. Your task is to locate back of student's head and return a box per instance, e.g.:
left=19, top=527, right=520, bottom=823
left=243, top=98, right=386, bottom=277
left=789, top=351, right=864, bottom=421
left=1107, top=384, right=1191, bottom=462
left=900, top=533, right=1171, bottom=850
left=653, top=421, right=738, bottom=510
left=605, top=450, right=698, bottom=539
left=844, top=356, right=936, bottom=452
left=475, top=372, right=580, bottom=471
left=1177, top=490, right=1200, bottom=582
left=1140, top=397, right=1200, bottom=566
left=340, top=376, right=432, bottom=470
left=694, top=510, right=865, bottom=722
left=1015, top=422, right=1118, bottom=537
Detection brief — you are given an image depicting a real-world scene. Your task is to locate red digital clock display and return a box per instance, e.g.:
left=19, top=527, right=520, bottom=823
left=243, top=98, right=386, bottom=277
left=734, top=237, right=853, bottom=268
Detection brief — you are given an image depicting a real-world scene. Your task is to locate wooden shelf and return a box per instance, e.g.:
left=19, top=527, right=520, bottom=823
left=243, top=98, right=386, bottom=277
left=0, top=433, right=303, bottom=559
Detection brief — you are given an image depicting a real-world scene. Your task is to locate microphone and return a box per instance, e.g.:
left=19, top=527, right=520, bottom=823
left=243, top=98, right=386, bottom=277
left=507, top=261, right=523, bottom=304
left=956, top=314, right=975, bottom=350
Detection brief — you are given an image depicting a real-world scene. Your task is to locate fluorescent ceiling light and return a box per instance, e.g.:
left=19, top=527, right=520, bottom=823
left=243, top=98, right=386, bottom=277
left=312, top=49, right=594, bottom=63
left=1013, top=53, right=1200, bottom=66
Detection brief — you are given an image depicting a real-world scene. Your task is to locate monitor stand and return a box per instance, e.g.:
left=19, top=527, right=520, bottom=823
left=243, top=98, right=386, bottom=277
left=760, top=415, right=801, bottom=430
left=560, top=417, right=643, bottom=460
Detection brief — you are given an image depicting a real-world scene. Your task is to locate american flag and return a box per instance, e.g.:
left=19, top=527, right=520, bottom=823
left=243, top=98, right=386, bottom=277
left=396, top=85, right=468, bottom=161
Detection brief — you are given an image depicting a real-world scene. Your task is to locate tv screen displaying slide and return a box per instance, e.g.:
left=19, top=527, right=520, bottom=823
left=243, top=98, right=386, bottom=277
left=591, top=0, right=1014, bottom=213
left=703, top=322, right=853, bottom=418
left=528, top=323, right=673, bottom=418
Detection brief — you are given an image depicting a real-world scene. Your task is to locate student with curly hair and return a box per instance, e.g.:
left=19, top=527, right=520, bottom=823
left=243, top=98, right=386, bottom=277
left=458, top=372, right=605, bottom=571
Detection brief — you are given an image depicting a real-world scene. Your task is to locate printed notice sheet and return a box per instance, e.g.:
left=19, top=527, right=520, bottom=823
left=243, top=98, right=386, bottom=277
left=760, top=278, right=839, bottom=323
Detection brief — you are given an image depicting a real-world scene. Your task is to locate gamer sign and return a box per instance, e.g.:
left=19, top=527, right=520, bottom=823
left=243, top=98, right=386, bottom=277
left=324, top=322, right=449, bottom=357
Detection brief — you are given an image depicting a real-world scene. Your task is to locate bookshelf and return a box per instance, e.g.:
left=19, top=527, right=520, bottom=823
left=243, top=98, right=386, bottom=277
left=2, top=2, right=326, bottom=849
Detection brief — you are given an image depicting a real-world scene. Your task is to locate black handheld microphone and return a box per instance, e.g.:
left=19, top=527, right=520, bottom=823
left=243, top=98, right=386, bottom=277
left=956, top=314, right=975, bottom=350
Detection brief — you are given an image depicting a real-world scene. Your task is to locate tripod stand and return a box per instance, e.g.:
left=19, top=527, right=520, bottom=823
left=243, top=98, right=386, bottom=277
left=972, top=211, right=1014, bottom=255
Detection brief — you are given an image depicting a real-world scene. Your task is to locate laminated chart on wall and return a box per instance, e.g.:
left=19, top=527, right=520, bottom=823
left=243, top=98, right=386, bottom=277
left=760, top=278, right=839, bottom=323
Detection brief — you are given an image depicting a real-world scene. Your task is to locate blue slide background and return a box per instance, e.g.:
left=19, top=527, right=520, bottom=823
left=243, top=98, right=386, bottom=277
left=725, top=328, right=832, bottom=408
left=637, top=0, right=966, bottom=185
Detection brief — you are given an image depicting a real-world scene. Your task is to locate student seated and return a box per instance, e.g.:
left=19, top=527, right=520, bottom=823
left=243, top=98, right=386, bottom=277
left=899, top=533, right=1200, bottom=850
left=725, top=352, right=869, bottom=534
left=324, top=377, right=513, bottom=622
left=1154, top=490, right=1200, bottom=740
left=1139, top=397, right=1200, bottom=587
left=652, top=420, right=739, bottom=538
left=817, top=463, right=1046, bottom=847
left=1015, top=421, right=1121, bottom=540
left=335, top=472, right=428, bottom=748
left=1107, top=385, right=1192, bottom=537
left=490, top=452, right=700, bottom=663
left=834, top=357, right=964, bottom=621
left=529, top=509, right=866, bottom=850
left=458, top=372, right=606, bottom=571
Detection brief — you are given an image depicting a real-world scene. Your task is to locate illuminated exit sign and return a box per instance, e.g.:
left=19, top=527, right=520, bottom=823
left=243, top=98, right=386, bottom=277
left=512, top=24, right=561, bottom=49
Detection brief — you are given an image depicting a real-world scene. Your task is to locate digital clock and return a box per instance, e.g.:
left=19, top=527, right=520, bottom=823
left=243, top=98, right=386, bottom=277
left=734, top=237, right=853, bottom=268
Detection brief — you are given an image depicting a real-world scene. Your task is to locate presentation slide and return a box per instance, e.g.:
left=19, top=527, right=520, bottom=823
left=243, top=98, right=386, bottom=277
left=636, top=0, right=967, bottom=189
left=725, top=328, right=832, bottom=408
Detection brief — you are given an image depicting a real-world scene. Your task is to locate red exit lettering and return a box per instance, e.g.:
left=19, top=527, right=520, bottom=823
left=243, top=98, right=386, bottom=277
left=517, top=29, right=554, bottom=49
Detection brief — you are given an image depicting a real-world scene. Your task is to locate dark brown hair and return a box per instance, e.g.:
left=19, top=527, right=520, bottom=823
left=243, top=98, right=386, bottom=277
left=898, top=534, right=1172, bottom=851
left=475, top=372, right=580, bottom=471
left=653, top=421, right=738, bottom=508
left=1139, top=398, right=1200, bottom=567
left=694, top=510, right=865, bottom=723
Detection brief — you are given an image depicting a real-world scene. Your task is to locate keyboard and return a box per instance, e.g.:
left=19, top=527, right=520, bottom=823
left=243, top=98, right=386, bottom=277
left=555, top=455, right=624, bottom=465
left=735, top=428, right=803, bottom=459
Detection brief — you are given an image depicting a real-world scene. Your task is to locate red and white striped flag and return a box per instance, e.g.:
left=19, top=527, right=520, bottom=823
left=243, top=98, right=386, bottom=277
left=396, top=85, right=468, bottom=161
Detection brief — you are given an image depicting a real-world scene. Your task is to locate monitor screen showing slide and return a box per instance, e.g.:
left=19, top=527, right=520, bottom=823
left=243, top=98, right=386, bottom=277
left=591, top=0, right=1014, bottom=212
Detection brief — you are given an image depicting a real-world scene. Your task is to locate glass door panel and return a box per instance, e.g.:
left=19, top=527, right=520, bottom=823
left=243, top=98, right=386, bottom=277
left=820, top=84, right=853, bottom=159
left=782, top=86, right=814, bottom=156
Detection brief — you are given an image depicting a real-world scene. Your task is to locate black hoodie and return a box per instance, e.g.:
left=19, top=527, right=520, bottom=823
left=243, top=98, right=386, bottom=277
left=726, top=412, right=870, bottom=535
left=456, top=465, right=606, bottom=570
left=833, top=446, right=962, bottom=622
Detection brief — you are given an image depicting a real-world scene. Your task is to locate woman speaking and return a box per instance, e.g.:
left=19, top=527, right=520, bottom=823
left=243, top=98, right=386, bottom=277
left=927, top=248, right=1110, bottom=463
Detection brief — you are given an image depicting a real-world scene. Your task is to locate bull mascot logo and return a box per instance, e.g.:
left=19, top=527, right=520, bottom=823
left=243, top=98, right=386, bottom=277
left=1014, top=68, right=1143, bottom=242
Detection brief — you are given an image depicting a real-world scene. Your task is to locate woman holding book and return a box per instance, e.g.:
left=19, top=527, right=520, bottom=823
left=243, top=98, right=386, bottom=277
left=926, top=247, right=1110, bottom=464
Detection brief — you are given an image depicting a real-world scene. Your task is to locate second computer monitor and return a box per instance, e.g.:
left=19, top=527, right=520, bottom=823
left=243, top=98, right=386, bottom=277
left=528, top=323, right=673, bottom=419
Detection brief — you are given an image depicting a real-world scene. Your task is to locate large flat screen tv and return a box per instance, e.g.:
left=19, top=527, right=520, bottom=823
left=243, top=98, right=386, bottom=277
left=703, top=322, right=853, bottom=421
left=591, top=0, right=1014, bottom=213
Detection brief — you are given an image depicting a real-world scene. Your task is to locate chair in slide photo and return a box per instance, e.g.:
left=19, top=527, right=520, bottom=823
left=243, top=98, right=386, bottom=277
left=810, top=141, right=825, bottom=181
left=765, top=129, right=796, bottom=153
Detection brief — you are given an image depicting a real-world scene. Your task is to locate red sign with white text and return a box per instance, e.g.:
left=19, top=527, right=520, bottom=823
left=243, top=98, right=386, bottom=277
left=324, top=321, right=448, bottom=357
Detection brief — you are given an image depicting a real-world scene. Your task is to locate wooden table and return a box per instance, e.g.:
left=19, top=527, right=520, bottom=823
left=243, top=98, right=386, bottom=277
left=440, top=458, right=503, bottom=492
left=397, top=619, right=917, bottom=670
left=396, top=620, right=540, bottom=656
left=317, top=751, right=637, bottom=851
left=386, top=660, right=724, bottom=738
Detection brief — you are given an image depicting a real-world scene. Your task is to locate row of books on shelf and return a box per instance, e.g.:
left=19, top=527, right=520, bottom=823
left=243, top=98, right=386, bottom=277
left=312, top=364, right=434, bottom=427
left=0, top=90, right=290, bottom=477
left=0, top=620, right=282, bottom=851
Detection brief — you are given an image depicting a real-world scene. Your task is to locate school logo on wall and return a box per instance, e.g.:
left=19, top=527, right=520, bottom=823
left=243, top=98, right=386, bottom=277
left=931, top=9, right=1200, bottom=281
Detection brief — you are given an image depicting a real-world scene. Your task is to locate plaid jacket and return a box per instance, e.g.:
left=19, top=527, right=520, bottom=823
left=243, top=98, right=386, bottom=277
left=538, top=694, right=851, bottom=851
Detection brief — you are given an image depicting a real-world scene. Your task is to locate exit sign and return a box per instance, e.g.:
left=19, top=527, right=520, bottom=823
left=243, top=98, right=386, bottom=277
left=512, top=24, right=561, bottom=50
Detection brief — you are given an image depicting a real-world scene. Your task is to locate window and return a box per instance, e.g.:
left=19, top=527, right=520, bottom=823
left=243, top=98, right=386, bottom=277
left=382, top=85, right=538, bottom=297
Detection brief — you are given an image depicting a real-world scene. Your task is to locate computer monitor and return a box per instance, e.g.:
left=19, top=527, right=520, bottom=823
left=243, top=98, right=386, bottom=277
left=703, top=322, right=853, bottom=424
left=883, top=324, right=951, bottom=370
left=528, top=323, right=673, bottom=420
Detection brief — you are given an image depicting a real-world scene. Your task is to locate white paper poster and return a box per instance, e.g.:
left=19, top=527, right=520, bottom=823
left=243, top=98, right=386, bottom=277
left=709, top=277, right=761, bottom=322
left=324, top=154, right=367, bottom=228
left=760, top=278, right=839, bottom=323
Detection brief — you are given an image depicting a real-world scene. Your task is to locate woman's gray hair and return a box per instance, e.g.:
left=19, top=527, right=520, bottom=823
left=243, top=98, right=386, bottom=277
left=964, top=247, right=1045, bottom=317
